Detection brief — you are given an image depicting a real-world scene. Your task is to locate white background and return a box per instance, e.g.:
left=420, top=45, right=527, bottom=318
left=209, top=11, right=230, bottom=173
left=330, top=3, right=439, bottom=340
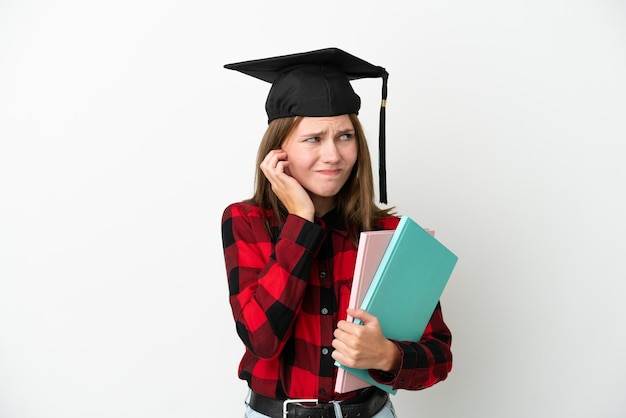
left=1, top=1, right=625, bottom=417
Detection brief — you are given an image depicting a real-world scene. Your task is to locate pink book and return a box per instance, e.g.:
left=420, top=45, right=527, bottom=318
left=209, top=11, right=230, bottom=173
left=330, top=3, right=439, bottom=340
left=335, top=228, right=435, bottom=393
left=335, top=230, right=393, bottom=393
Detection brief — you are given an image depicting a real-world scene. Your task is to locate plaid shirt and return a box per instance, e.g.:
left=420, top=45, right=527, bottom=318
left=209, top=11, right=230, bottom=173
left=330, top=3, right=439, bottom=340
left=221, top=202, right=452, bottom=402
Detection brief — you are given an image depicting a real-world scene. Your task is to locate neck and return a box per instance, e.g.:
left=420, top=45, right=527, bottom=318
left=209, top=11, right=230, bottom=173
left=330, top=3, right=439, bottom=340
left=311, top=195, right=336, bottom=218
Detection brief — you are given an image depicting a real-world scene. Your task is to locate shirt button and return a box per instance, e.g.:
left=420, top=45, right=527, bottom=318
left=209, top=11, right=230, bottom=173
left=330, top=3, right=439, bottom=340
left=319, top=271, right=327, bottom=279
left=322, top=347, right=329, bottom=355
left=319, top=389, right=326, bottom=396
left=321, top=307, right=329, bottom=315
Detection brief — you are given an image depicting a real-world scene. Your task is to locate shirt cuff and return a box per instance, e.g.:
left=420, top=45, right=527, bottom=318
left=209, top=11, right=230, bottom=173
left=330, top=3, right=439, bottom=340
left=279, top=214, right=324, bottom=252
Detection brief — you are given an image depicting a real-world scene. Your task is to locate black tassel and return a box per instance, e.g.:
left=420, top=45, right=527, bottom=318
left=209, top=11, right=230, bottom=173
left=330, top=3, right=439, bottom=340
left=378, top=70, right=389, bottom=204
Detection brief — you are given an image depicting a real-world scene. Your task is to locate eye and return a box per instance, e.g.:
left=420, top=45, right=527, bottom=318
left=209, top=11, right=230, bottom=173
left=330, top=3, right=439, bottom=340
left=304, top=137, right=320, bottom=143
left=338, top=133, right=353, bottom=141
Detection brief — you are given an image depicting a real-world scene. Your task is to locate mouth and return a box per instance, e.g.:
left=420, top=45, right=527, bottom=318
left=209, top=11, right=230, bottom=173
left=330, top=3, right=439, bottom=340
left=317, top=169, right=343, bottom=176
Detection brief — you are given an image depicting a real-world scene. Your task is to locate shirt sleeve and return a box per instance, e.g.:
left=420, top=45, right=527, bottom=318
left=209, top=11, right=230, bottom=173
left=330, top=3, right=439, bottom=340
left=369, top=302, right=453, bottom=390
left=221, top=203, right=325, bottom=360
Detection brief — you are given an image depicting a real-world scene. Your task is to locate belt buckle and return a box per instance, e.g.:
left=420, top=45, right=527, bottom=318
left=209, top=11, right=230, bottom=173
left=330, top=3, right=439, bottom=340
left=282, top=398, right=318, bottom=418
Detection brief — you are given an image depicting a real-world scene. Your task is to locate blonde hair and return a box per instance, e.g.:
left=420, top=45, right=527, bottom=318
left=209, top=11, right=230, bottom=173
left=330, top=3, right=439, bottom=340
left=247, top=114, right=394, bottom=238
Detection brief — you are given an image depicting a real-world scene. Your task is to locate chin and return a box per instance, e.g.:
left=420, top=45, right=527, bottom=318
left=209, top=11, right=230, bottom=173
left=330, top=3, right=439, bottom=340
left=307, top=189, right=341, bottom=202
left=314, top=188, right=343, bottom=198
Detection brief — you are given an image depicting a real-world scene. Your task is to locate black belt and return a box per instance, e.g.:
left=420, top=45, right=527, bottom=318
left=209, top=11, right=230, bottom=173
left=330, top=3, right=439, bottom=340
left=248, top=387, right=388, bottom=418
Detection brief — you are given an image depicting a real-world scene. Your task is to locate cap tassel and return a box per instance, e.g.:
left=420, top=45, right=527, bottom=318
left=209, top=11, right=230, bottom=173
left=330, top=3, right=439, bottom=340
left=378, top=70, right=389, bottom=204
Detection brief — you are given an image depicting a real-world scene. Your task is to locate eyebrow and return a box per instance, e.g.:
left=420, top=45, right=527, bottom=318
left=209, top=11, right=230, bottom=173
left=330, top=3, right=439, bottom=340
left=298, top=128, right=355, bottom=138
left=337, top=128, right=355, bottom=135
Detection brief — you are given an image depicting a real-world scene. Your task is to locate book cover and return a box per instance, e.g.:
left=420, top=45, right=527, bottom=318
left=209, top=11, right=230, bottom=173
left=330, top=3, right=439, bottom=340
left=335, top=216, right=458, bottom=394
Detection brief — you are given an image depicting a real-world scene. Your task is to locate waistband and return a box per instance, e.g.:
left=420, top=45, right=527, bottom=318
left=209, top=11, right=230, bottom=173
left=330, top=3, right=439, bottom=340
left=248, top=387, right=388, bottom=418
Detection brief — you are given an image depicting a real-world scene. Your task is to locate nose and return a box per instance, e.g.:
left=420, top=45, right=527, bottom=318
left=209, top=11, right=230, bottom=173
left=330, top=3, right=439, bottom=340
left=320, top=140, right=341, bottom=163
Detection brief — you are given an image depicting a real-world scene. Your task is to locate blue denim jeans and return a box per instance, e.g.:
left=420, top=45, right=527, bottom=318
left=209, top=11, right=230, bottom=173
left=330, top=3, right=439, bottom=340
left=244, top=397, right=397, bottom=418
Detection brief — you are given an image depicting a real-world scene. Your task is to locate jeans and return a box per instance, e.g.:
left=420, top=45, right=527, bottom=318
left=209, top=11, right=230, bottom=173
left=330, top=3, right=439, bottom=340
left=244, top=398, right=397, bottom=418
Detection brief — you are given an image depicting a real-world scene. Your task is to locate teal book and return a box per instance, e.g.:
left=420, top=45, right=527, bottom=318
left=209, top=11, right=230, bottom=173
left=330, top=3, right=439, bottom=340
left=335, top=215, right=458, bottom=394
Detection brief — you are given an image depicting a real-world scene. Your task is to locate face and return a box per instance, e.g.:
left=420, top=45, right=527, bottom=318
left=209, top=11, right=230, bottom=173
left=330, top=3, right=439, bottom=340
left=281, top=115, right=358, bottom=210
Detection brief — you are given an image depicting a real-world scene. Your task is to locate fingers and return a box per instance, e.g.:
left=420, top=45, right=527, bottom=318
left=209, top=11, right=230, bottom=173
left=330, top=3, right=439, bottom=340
left=332, top=328, right=359, bottom=367
left=333, top=323, right=379, bottom=369
left=260, top=150, right=288, bottom=179
left=259, top=150, right=314, bottom=220
left=334, top=310, right=395, bottom=370
left=331, top=340, right=354, bottom=367
left=260, top=149, right=292, bottom=191
left=346, top=308, right=378, bottom=326
left=334, top=322, right=359, bottom=339
left=333, top=322, right=363, bottom=352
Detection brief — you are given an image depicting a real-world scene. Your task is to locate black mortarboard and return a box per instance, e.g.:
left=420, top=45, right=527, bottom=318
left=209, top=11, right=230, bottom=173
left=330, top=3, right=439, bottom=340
left=224, top=47, right=390, bottom=203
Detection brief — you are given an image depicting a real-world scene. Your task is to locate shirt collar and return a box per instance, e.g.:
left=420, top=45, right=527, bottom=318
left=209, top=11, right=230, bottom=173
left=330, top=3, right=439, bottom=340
left=315, top=207, right=348, bottom=236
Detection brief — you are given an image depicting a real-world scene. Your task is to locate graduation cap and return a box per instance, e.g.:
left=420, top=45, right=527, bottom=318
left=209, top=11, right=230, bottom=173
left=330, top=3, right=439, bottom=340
left=224, top=47, right=390, bottom=204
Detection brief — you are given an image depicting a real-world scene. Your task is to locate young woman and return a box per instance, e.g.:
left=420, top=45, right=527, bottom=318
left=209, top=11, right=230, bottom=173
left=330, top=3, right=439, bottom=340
left=221, top=48, right=452, bottom=418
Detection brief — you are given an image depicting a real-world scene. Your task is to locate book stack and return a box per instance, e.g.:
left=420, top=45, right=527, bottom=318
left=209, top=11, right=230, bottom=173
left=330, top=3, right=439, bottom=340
left=334, top=215, right=458, bottom=394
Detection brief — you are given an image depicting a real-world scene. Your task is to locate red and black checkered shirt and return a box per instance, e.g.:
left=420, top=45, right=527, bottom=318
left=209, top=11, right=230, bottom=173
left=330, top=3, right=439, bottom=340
left=221, top=202, right=452, bottom=402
